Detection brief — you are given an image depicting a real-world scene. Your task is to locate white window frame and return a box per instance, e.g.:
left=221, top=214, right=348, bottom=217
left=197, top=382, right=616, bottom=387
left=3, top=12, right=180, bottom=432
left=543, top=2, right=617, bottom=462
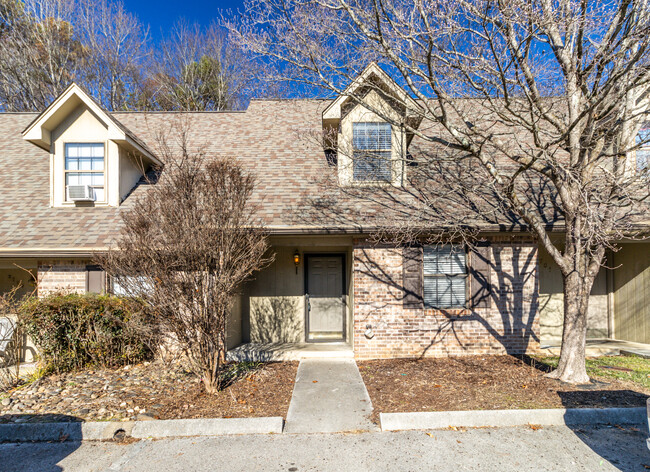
left=423, top=245, right=468, bottom=309
left=64, top=142, right=106, bottom=203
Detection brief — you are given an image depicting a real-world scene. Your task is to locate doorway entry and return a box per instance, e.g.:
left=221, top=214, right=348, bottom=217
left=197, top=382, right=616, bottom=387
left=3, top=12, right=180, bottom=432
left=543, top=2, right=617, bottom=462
left=305, top=254, right=346, bottom=342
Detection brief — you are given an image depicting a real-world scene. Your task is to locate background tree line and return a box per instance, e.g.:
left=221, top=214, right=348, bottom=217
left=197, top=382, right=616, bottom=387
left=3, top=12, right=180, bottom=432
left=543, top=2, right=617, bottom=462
left=0, top=0, right=255, bottom=111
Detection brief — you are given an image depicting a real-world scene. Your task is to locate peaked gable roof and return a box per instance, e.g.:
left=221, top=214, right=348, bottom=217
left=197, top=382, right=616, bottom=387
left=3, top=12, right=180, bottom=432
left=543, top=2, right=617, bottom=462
left=322, top=62, right=422, bottom=121
left=22, top=83, right=161, bottom=166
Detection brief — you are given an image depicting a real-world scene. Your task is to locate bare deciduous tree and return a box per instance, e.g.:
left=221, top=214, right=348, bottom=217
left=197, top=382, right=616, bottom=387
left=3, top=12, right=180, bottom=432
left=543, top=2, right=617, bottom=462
left=0, top=0, right=86, bottom=111
left=77, top=0, right=150, bottom=111
left=99, top=123, right=272, bottom=392
left=144, top=21, right=253, bottom=111
left=228, top=0, right=650, bottom=383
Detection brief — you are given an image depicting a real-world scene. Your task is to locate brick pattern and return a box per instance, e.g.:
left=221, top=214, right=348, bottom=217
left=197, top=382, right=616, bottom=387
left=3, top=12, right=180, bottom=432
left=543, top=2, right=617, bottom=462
left=37, top=260, right=89, bottom=297
left=352, top=239, right=540, bottom=359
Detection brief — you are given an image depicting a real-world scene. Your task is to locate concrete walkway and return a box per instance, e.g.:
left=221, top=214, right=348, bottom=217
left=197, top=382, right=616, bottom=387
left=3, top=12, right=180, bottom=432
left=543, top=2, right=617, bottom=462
left=541, top=338, right=650, bottom=358
left=284, top=359, right=377, bottom=433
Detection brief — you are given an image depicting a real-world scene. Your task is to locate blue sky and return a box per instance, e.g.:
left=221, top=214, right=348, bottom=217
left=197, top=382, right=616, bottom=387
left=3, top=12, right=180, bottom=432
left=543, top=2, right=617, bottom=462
left=126, top=0, right=245, bottom=39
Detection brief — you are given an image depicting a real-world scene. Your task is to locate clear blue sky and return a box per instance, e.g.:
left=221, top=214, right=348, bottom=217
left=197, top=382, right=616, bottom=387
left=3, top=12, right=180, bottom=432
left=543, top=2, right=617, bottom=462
left=125, top=0, right=245, bottom=39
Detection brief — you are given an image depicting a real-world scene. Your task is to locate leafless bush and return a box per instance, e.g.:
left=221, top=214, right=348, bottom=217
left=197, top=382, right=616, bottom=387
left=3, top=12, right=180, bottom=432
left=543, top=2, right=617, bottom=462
left=99, top=126, right=273, bottom=393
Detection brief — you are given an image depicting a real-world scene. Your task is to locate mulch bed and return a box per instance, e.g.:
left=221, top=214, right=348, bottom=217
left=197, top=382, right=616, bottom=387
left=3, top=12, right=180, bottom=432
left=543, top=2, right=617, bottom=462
left=359, top=356, right=650, bottom=423
left=0, top=361, right=298, bottom=424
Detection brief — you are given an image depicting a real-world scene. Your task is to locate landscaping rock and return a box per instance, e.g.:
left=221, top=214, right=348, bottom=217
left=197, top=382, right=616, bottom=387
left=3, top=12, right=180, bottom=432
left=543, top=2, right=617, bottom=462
left=0, top=360, right=297, bottom=423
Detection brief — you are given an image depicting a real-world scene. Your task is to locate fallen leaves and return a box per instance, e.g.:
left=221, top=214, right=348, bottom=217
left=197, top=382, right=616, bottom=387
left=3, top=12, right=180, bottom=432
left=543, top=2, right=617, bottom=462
left=528, top=424, right=542, bottom=431
left=448, top=426, right=467, bottom=432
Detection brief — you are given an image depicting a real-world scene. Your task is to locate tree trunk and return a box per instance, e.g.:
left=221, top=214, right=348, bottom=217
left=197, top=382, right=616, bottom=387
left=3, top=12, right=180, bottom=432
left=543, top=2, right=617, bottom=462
left=546, top=269, right=592, bottom=384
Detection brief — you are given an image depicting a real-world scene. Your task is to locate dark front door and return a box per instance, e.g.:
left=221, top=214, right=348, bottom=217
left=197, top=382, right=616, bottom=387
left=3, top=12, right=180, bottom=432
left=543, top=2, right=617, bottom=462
left=306, top=255, right=345, bottom=342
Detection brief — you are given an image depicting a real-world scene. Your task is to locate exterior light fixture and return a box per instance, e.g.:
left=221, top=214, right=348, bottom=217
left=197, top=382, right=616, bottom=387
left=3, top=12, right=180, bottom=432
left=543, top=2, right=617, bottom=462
left=293, top=250, right=300, bottom=274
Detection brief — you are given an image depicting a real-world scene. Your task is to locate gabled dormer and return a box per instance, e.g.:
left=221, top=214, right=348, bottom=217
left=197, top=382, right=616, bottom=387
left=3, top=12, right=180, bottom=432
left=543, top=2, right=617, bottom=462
left=322, top=63, right=422, bottom=187
left=22, top=83, right=161, bottom=208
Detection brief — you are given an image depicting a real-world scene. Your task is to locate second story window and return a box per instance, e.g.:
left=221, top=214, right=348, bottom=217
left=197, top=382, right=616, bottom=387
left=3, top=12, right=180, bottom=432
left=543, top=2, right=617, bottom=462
left=65, top=143, right=105, bottom=202
left=637, top=123, right=649, bottom=174
left=353, top=122, right=392, bottom=182
left=423, top=245, right=467, bottom=309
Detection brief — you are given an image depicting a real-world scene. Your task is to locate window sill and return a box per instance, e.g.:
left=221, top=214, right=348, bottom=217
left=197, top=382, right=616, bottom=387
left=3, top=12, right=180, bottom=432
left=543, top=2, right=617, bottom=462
left=424, top=307, right=472, bottom=317
left=347, top=180, right=400, bottom=188
left=55, top=201, right=109, bottom=208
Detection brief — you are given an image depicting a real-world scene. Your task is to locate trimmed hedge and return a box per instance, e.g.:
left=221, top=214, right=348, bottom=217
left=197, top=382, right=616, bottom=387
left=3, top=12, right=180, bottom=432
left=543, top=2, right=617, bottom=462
left=19, top=293, right=154, bottom=373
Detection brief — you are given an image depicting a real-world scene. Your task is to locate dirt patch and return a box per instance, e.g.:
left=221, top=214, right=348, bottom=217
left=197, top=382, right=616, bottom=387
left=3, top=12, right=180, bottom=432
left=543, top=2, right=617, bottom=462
left=359, top=356, right=650, bottom=423
left=0, top=361, right=298, bottom=423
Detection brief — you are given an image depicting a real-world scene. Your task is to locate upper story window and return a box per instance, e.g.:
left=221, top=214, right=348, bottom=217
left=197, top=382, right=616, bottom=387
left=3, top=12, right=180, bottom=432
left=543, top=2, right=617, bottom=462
left=65, top=143, right=105, bottom=202
left=637, top=123, right=649, bottom=174
left=352, top=122, right=392, bottom=182
left=423, top=245, right=467, bottom=308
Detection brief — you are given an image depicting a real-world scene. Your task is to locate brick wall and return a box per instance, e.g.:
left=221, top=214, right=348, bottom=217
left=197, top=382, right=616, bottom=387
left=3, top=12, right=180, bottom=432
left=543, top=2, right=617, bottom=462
left=352, top=238, right=540, bottom=359
left=37, top=260, right=89, bottom=297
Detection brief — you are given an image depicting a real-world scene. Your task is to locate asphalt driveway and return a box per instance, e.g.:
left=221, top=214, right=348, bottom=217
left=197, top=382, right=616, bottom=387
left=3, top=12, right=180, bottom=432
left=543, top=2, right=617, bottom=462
left=1, top=424, right=648, bottom=471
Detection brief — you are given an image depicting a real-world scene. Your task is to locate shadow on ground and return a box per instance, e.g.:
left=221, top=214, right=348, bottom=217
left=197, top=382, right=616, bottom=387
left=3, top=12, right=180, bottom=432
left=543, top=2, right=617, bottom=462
left=559, top=391, right=650, bottom=471
left=0, top=414, right=83, bottom=472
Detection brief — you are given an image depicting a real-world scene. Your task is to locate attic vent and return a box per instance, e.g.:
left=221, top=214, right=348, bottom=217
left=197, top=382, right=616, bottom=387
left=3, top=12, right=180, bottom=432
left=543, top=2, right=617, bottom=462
left=67, top=185, right=94, bottom=202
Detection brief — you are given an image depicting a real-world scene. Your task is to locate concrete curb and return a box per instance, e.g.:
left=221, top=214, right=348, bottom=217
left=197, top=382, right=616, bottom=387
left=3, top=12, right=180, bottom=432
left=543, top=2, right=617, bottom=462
left=0, top=417, right=284, bottom=442
left=131, top=417, right=283, bottom=439
left=0, top=421, right=134, bottom=442
left=380, top=407, right=647, bottom=431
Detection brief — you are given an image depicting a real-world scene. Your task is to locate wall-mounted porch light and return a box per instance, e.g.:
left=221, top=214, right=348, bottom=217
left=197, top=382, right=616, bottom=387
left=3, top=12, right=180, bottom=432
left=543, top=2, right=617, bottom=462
left=293, top=250, right=300, bottom=274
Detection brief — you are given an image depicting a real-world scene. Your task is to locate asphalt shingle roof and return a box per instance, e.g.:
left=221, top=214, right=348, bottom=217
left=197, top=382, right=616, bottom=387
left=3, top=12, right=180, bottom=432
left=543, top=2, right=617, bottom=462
left=1, top=99, right=646, bottom=253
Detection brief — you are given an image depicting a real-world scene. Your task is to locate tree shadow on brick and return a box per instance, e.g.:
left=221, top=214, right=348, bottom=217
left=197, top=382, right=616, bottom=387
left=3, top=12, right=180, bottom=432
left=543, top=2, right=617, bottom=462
left=352, top=244, right=539, bottom=359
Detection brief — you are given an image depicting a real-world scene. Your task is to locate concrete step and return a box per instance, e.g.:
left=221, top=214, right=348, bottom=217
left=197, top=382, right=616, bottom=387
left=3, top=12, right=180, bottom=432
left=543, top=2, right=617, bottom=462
left=227, top=343, right=354, bottom=362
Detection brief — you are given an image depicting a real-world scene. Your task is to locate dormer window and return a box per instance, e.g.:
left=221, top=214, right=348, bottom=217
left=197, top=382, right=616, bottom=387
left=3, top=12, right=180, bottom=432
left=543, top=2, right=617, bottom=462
left=65, top=143, right=105, bottom=202
left=322, top=63, right=423, bottom=188
left=637, top=123, right=649, bottom=173
left=22, top=83, right=161, bottom=208
left=353, top=122, right=392, bottom=182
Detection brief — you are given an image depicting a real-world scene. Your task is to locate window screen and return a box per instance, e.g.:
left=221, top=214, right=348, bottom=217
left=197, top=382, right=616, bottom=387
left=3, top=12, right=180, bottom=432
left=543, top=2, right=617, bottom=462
left=423, top=245, right=467, bottom=308
left=65, top=143, right=105, bottom=201
left=352, top=122, right=392, bottom=181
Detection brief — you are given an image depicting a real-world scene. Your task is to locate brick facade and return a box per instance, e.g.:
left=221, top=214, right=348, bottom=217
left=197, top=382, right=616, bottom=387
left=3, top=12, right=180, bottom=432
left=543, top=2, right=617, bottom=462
left=37, top=260, right=89, bottom=297
left=352, top=239, right=540, bottom=359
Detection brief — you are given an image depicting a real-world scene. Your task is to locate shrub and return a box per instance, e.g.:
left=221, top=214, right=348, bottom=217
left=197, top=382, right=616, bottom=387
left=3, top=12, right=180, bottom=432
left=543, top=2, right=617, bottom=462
left=19, top=293, right=155, bottom=373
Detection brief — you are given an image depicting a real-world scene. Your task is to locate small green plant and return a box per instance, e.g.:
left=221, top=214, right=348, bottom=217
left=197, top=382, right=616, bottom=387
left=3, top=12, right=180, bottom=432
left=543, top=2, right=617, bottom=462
left=19, top=293, right=155, bottom=374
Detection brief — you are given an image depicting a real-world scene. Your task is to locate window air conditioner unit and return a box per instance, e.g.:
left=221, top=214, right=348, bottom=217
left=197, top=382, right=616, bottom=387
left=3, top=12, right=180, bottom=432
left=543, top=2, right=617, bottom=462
left=67, top=185, right=94, bottom=202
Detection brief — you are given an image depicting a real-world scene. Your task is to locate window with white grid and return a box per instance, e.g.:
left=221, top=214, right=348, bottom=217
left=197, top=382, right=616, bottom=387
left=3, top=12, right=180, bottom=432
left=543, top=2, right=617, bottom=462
left=352, top=122, right=392, bottom=181
left=423, top=245, right=467, bottom=308
left=65, top=143, right=105, bottom=202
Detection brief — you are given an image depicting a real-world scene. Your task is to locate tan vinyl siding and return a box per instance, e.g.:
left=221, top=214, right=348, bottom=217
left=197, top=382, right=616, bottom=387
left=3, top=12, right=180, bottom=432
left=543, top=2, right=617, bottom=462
left=613, top=243, right=650, bottom=343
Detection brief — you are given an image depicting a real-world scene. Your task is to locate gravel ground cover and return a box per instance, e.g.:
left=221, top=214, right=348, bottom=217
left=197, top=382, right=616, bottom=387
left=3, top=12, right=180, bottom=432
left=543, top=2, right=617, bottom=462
left=0, top=361, right=298, bottom=424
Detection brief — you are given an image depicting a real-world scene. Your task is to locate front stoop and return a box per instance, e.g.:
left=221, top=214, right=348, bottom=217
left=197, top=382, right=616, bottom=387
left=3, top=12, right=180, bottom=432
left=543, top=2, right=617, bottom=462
left=283, top=359, right=378, bottom=434
left=227, top=342, right=354, bottom=362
